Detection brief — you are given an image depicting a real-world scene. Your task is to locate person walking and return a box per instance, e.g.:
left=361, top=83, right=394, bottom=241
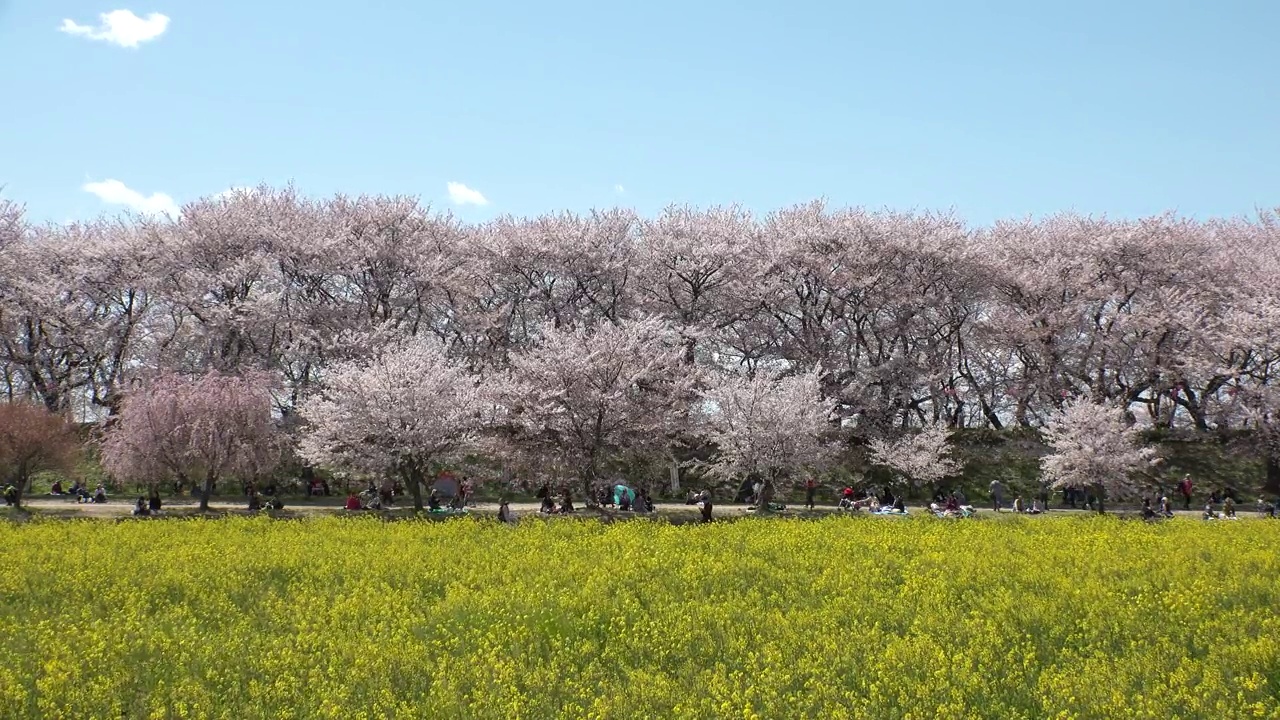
left=989, top=479, right=1005, bottom=512
left=804, top=478, right=816, bottom=510
left=1178, top=475, right=1194, bottom=511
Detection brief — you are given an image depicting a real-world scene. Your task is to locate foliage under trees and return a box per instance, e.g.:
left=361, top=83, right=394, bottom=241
left=0, top=402, right=79, bottom=506
left=1040, top=399, right=1157, bottom=512
left=100, top=371, right=282, bottom=510
left=297, top=337, right=487, bottom=511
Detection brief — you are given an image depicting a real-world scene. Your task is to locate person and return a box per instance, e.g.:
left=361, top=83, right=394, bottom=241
left=92, top=485, right=108, bottom=504
left=539, top=492, right=555, bottom=514
left=944, top=494, right=960, bottom=513
left=838, top=486, right=855, bottom=510
left=1224, top=496, right=1236, bottom=518
left=1202, top=502, right=1218, bottom=521
left=50, top=480, right=64, bottom=495
left=1159, top=496, right=1173, bottom=518
left=804, top=478, right=816, bottom=510
left=1028, top=498, right=1043, bottom=515
left=3, top=484, right=17, bottom=506
left=1142, top=498, right=1156, bottom=521
left=698, top=490, right=713, bottom=523
left=344, top=493, right=362, bottom=511
left=428, top=489, right=442, bottom=511
left=560, top=489, right=575, bottom=514
left=1012, top=496, right=1024, bottom=513
left=69, top=480, right=85, bottom=497
left=498, top=500, right=513, bottom=523
left=460, top=477, right=474, bottom=507
left=247, top=490, right=262, bottom=511
left=148, top=490, right=162, bottom=513
left=1260, top=498, right=1277, bottom=518
left=132, top=496, right=150, bottom=516
left=989, top=479, right=1005, bottom=512
left=892, top=495, right=906, bottom=513
left=619, top=491, right=632, bottom=512
left=1179, top=475, right=1194, bottom=510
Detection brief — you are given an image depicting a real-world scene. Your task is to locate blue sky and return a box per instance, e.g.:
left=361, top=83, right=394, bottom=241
left=1, top=0, right=1277, bottom=225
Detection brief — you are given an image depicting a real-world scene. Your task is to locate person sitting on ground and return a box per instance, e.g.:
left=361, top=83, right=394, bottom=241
left=3, top=484, right=17, bottom=506
left=619, top=492, right=632, bottom=512
left=838, top=486, right=856, bottom=510
left=448, top=491, right=465, bottom=510
left=428, top=489, right=442, bottom=511
left=1159, top=496, right=1173, bottom=518
left=539, top=492, right=555, bottom=514
left=92, top=485, right=108, bottom=504
left=561, top=489, right=576, bottom=513
left=1142, top=498, right=1157, bottom=520
left=363, top=493, right=380, bottom=511
left=1261, top=497, right=1278, bottom=518
left=344, top=493, right=362, bottom=511
left=132, top=496, right=150, bottom=517
left=1224, top=497, right=1236, bottom=518
left=148, top=490, right=162, bottom=513
left=893, top=495, right=906, bottom=513
left=1012, top=497, right=1024, bottom=513
left=50, top=480, right=64, bottom=495
left=1202, top=503, right=1218, bottom=521
left=1028, top=498, right=1043, bottom=515
left=944, top=494, right=960, bottom=513
left=69, top=480, right=85, bottom=498
left=247, top=491, right=262, bottom=511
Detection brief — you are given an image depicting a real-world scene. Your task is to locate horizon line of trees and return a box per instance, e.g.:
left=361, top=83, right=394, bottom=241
left=2, top=187, right=1278, bottom=505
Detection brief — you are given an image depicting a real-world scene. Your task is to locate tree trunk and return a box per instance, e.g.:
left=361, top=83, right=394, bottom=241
left=200, top=471, right=214, bottom=511
left=669, top=456, right=680, bottom=493
left=1265, top=453, right=1280, bottom=496
left=758, top=474, right=777, bottom=511
left=407, top=465, right=425, bottom=512
left=1094, top=483, right=1105, bottom=514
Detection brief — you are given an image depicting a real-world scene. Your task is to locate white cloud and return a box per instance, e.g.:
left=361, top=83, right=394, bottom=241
left=214, top=186, right=256, bottom=200
left=614, top=184, right=626, bottom=194
left=60, top=10, right=169, bottom=48
left=83, top=179, right=180, bottom=218
left=446, top=182, right=488, bottom=206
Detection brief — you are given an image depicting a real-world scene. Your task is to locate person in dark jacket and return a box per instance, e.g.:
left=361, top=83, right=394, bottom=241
left=698, top=490, right=713, bottom=523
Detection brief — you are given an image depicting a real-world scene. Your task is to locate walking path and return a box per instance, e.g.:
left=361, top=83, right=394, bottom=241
left=8, top=496, right=1267, bottom=521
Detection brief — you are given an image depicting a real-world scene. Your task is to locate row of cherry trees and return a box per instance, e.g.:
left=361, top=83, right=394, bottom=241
left=3, top=188, right=1277, bottom=434
left=2, top=188, right=1279, bottom=500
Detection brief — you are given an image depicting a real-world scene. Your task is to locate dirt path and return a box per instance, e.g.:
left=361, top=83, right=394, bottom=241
left=8, top=496, right=1269, bottom=521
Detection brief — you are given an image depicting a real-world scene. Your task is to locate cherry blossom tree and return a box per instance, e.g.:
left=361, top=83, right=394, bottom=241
left=1039, top=398, right=1155, bottom=512
left=697, top=368, right=836, bottom=506
left=100, top=371, right=282, bottom=509
left=494, top=317, right=695, bottom=496
left=0, top=402, right=80, bottom=506
left=297, top=336, right=487, bottom=511
left=868, top=423, right=960, bottom=490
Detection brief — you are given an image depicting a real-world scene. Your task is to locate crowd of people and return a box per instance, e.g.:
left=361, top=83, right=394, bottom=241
left=10, top=469, right=1280, bottom=524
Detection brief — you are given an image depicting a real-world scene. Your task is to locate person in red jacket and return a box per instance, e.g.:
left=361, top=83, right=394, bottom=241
left=1178, top=475, right=1194, bottom=511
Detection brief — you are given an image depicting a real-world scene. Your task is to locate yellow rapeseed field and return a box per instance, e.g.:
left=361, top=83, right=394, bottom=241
left=0, top=515, right=1277, bottom=719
